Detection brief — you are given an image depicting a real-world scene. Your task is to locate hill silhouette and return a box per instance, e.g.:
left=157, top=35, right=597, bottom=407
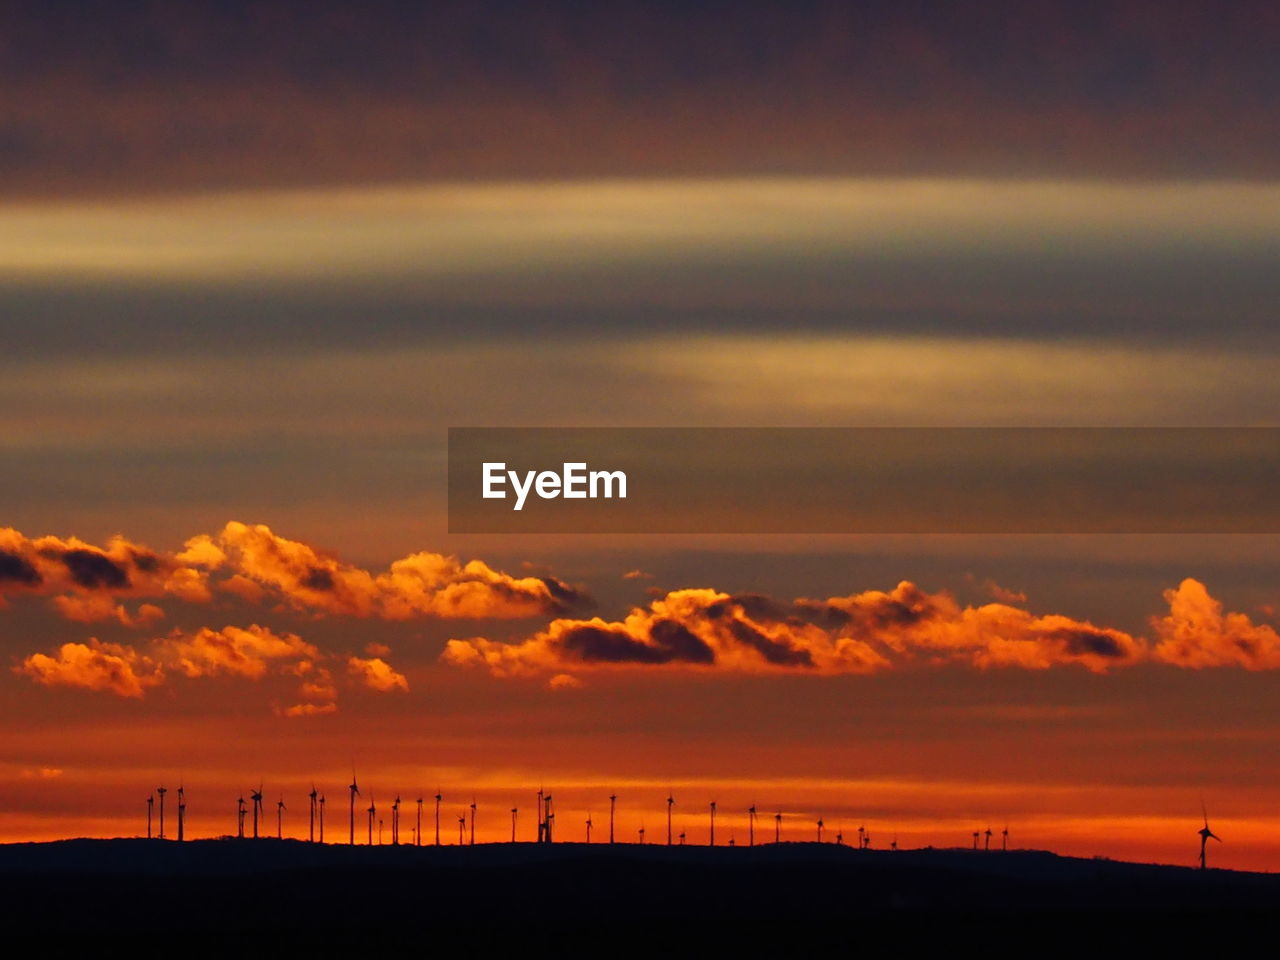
left=0, top=838, right=1273, bottom=954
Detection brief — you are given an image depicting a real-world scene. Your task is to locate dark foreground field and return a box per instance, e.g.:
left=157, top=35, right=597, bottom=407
left=0, top=838, right=1274, bottom=955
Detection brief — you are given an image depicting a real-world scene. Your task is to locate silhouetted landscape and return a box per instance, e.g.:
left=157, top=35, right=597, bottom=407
left=1, top=837, right=1274, bottom=954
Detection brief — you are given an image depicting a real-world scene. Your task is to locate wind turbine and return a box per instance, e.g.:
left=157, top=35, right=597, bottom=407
left=1199, top=803, right=1222, bottom=870
left=774, top=811, right=782, bottom=844
left=544, top=793, right=554, bottom=843
left=857, top=825, right=865, bottom=849
left=748, top=804, right=757, bottom=847
left=157, top=785, right=167, bottom=839
left=416, top=797, right=424, bottom=847
left=319, top=793, right=326, bottom=843
left=585, top=813, right=593, bottom=844
left=609, top=793, right=617, bottom=844
left=392, top=796, right=401, bottom=846
left=236, top=795, right=246, bottom=838
left=639, top=824, right=646, bottom=845
left=709, top=801, right=716, bottom=846
left=348, top=773, right=360, bottom=845
left=984, top=826, right=992, bottom=852
left=308, top=785, right=318, bottom=843
left=1002, top=824, right=1008, bottom=852
left=276, top=797, right=286, bottom=839
left=678, top=830, right=686, bottom=845
left=469, top=798, right=477, bottom=846
left=434, top=790, right=442, bottom=846
left=176, top=785, right=186, bottom=843
left=367, top=795, right=376, bottom=846
left=836, top=828, right=843, bottom=846
left=147, top=793, right=154, bottom=839
left=972, top=830, right=980, bottom=851
left=251, top=785, right=264, bottom=839
left=890, top=835, right=898, bottom=852
left=666, top=792, right=675, bottom=846
left=457, top=813, right=466, bottom=845
left=511, top=806, right=518, bottom=843
left=816, top=818, right=824, bottom=843
left=378, top=818, right=384, bottom=845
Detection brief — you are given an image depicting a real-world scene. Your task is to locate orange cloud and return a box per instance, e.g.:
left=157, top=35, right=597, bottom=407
left=1, top=523, right=586, bottom=623
left=15, top=639, right=163, bottom=698
left=19, top=767, right=64, bottom=779
left=0, top=528, right=213, bottom=612
left=50, top=595, right=165, bottom=627
left=187, top=521, right=586, bottom=619
left=279, top=701, right=338, bottom=718
left=444, top=580, right=1148, bottom=678
left=1153, top=578, right=1280, bottom=669
left=16, top=622, right=354, bottom=710
left=347, top=656, right=409, bottom=692
left=297, top=665, right=338, bottom=701
left=159, top=624, right=319, bottom=680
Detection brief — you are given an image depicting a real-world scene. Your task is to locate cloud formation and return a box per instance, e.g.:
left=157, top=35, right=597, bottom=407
left=1153, top=578, right=1280, bottom=670
left=0, top=528, right=212, bottom=609
left=0, top=523, right=586, bottom=623
left=443, top=579, right=1260, bottom=680
left=181, top=522, right=585, bottom=619
left=347, top=656, right=409, bottom=693
left=17, top=639, right=163, bottom=698
left=161, top=624, right=319, bottom=680
left=14, top=622, right=402, bottom=714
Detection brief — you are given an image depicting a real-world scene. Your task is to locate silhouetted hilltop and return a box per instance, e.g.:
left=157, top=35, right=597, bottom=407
left=1, top=838, right=1272, bottom=955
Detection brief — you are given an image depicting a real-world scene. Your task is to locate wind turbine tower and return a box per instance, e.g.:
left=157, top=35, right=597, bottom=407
left=1199, top=804, right=1222, bottom=870
left=251, top=786, right=264, bottom=839
left=177, top=785, right=186, bottom=843
left=348, top=774, right=360, bottom=845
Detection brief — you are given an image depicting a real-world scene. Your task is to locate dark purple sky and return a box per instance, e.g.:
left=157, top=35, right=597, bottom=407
left=3, top=1, right=1278, bottom=196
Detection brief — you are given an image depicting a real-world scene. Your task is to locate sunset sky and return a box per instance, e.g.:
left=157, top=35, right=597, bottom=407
left=3, top=2, right=1280, bottom=870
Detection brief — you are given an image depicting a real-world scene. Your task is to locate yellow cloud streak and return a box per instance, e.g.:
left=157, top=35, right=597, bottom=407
left=3, top=178, right=1278, bottom=282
